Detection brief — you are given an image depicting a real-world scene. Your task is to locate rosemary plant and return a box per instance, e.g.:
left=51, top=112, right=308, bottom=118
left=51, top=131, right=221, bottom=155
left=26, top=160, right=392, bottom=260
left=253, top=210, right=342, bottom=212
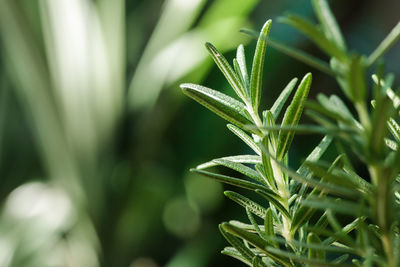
left=182, top=0, right=400, bottom=266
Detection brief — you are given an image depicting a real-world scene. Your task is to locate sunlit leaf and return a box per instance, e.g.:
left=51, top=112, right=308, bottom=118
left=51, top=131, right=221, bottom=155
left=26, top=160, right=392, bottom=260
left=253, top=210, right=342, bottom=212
left=250, top=20, right=272, bottom=110
left=197, top=155, right=261, bottom=169
left=181, top=83, right=253, bottom=129
left=270, top=78, right=298, bottom=120
left=236, top=44, right=250, bottom=93
left=213, top=158, right=264, bottom=183
left=225, top=191, right=268, bottom=219
left=276, top=73, right=312, bottom=160
left=205, top=42, right=248, bottom=101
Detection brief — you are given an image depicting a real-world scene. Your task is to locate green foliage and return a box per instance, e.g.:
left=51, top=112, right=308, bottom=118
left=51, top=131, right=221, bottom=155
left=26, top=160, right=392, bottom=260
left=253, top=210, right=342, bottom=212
left=182, top=0, right=400, bottom=266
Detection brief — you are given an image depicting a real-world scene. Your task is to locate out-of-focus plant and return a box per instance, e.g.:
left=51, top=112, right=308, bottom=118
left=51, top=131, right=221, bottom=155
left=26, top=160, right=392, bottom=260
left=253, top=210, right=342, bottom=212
left=0, top=0, right=262, bottom=266
left=129, top=0, right=259, bottom=112
left=182, top=0, right=400, bottom=266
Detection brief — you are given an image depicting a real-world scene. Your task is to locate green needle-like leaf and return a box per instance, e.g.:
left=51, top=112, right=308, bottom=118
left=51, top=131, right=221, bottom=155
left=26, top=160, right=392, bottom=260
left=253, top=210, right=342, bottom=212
left=311, top=0, right=346, bottom=51
left=191, top=169, right=266, bottom=191
left=302, top=197, right=368, bottom=216
left=278, top=15, right=347, bottom=62
left=276, top=73, right=312, bottom=160
left=240, top=28, right=335, bottom=76
left=256, top=189, right=290, bottom=219
left=221, top=247, right=253, bottom=267
left=205, top=42, right=247, bottom=101
left=180, top=83, right=253, bottom=129
left=388, top=118, right=400, bottom=143
left=213, top=158, right=264, bottom=183
left=221, top=223, right=293, bottom=267
left=246, top=207, right=266, bottom=240
left=260, top=136, right=278, bottom=189
left=348, top=55, right=367, bottom=102
left=233, top=58, right=246, bottom=92
left=197, top=155, right=261, bottom=169
left=264, top=208, right=278, bottom=247
left=304, top=160, right=373, bottom=195
left=297, top=135, right=333, bottom=177
left=250, top=19, right=272, bottom=111
left=270, top=78, right=298, bottom=120
left=236, top=44, right=250, bottom=92
left=367, top=21, right=400, bottom=67
left=264, top=247, right=350, bottom=267
left=307, top=232, right=326, bottom=260
left=260, top=143, right=360, bottom=198
left=225, top=191, right=268, bottom=219
left=227, top=124, right=261, bottom=155
left=220, top=225, right=257, bottom=264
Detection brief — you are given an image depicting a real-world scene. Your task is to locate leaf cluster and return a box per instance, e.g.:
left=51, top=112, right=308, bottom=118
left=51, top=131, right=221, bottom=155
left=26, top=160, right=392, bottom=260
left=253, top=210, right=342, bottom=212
left=181, top=1, right=400, bottom=266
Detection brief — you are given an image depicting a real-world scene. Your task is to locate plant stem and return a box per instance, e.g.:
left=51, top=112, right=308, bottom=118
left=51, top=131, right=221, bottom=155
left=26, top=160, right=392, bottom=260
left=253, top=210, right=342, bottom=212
left=370, top=164, right=396, bottom=267
left=247, top=104, right=293, bottom=244
left=355, top=101, right=371, bottom=132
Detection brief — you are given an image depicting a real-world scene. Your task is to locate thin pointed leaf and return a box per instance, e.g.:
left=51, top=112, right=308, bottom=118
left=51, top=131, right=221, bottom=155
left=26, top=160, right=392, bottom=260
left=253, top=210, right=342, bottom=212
left=278, top=15, right=347, bottom=62
left=221, top=247, right=253, bottom=266
left=388, top=118, right=400, bottom=143
left=213, top=158, right=264, bottom=183
left=240, top=29, right=334, bottom=76
left=266, top=235, right=356, bottom=255
left=276, top=73, right=312, bottom=160
left=250, top=19, right=272, bottom=110
left=191, top=169, right=266, bottom=191
left=221, top=223, right=293, bottom=267
left=260, top=136, right=278, bottom=189
left=348, top=55, right=367, bottom=102
left=233, top=58, right=247, bottom=92
left=228, top=124, right=261, bottom=155
left=257, top=124, right=354, bottom=135
left=331, top=254, right=349, bottom=264
left=263, top=111, right=278, bottom=146
left=387, top=88, right=400, bottom=110
left=197, top=155, right=261, bottom=169
left=264, top=208, right=278, bottom=248
left=297, top=135, right=333, bottom=177
left=229, top=220, right=265, bottom=233
left=372, top=74, right=400, bottom=110
left=291, top=154, right=343, bottom=235
left=268, top=39, right=334, bottom=76
left=306, top=100, right=358, bottom=127
left=305, top=160, right=373, bottom=195
left=311, top=0, right=346, bottom=51
left=246, top=207, right=267, bottom=241
left=325, top=210, right=357, bottom=247
left=321, top=216, right=365, bottom=246
left=302, top=196, right=368, bottom=216
left=307, top=233, right=326, bottom=260
left=220, top=226, right=256, bottom=263
left=270, top=78, right=298, bottom=120
left=225, top=191, right=268, bottom=219
left=180, top=83, right=253, bottom=129
left=205, top=42, right=247, bottom=101
left=367, top=21, right=400, bottom=66
left=237, top=44, right=250, bottom=92
left=259, top=143, right=360, bottom=198
left=264, top=247, right=352, bottom=267
left=256, top=189, right=290, bottom=219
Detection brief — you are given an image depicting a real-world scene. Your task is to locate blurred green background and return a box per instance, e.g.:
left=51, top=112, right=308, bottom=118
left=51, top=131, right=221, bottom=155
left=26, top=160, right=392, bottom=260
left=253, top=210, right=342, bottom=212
left=0, top=0, right=398, bottom=266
